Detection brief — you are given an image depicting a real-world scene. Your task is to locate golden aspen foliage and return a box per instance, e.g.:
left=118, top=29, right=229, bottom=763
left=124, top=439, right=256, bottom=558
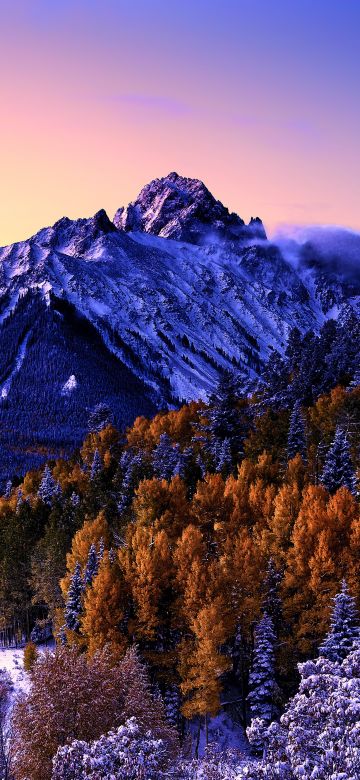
left=221, top=527, right=264, bottom=637
left=52, top=460, right=88, bottom=494
left=80, top=424, right=121, bottom=468
left=23, top=641, right=38, bottom=672
left=132, top=475, right=189, bottom=539
left=254, top=451, right=280, bottom=485
left=348, top=513, right=360, bottom=601
left=60, top=511, right=110, bottom=598
left=179, top=596, right=232, bottom=720
left=248, top=478, right=277, bottom=534
left=82, top=552, right=128, bottom=657
left=224, top=472, right=252, bottom=531
left=192, top=474, right=233, bottom=540
left=120, top=525, right=172, bottom=641
left=243, top=409, right=288, bottom=462
left=126, top=402, right=203, bottom=451
left=260, top=481, right=301, bottom=565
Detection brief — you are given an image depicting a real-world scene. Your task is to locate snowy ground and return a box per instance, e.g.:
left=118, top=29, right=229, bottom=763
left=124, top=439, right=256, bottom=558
left=0, top=642, right=54, bottom=702
left=0, top=646, right=30, bottom=698
left=197, top=711, right=248, bottom=756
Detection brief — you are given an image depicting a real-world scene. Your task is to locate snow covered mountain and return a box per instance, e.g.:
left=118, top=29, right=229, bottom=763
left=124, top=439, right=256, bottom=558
left=0, top=171, right=359, bottom=480
left=114, top=171, right=266, bottom=244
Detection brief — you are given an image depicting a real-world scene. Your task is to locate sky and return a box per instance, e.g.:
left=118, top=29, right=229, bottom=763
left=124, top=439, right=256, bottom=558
left=0, top=0, right=359, bottom=246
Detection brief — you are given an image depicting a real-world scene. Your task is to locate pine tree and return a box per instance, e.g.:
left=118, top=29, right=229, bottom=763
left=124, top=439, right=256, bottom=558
left=16, top=488, right=23, bottom=513
left=173, top=446, right=193, bottom=479
left=196, top=452, right=206, bottom=479
left=262, top=558, right=283, bottom=633
left=64, top=562, right=83, bottom=633
left=117, top=448, right=152, bottom=513
left=88, top=403, right=112, bottom=432
left=90, top=449, right=103, bottom=480
left=54, top=481, right=63, bottom=502
left=247, top=612, right=278, bottom=748
left=164, top=686, right=181, bottom=729
left=152, top=433, right=180, bottom=481
left=4, top=480, right=12, bottom=499
left=206, top=369, right=243, bottom=465
left=70, top=492, right=80, bottom=507
left=212, top=437, right=233, bottom=476
left=84, top=544, right=99, bottom=587
left=287, top=401, right=307, bottom=462
left=348, top=366, right=360, bottom=390
left=320, top=427, right=357, bottom=495
left=319, top=580, right=360, bottom=663
left=263, top=351, right=288, bottom=402
left=38, top=465, right=57, bottom=505
left=285, top=326, right=303, bottom=374
left=58, top=624, right=67, bottom=646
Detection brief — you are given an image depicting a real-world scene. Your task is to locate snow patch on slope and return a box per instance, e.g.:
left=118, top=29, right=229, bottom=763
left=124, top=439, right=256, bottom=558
left=61, top=374, right=77, bottom=395
left=0, top=331, right=30, bottom=399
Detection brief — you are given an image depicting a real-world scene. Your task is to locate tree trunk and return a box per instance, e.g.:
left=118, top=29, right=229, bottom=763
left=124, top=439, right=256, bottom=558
left=194, top=717, right=201, bottom=759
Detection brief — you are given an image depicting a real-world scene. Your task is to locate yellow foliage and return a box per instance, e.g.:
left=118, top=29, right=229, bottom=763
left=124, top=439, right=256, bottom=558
left=82, top=554, right=128, bottom=657
left=180, top=596, right=231, bottom=719
left=120, top=525, right=172, bottom=641
left=60, top=511, right=110, bottom=598
left=80, top=424, right=121, bottom=467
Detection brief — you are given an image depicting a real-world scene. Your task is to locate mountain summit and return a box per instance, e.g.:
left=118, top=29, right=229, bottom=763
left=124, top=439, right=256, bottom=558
left=113, top=171, right=266, bottom=243
left=0, top=172, right=359, bottom=482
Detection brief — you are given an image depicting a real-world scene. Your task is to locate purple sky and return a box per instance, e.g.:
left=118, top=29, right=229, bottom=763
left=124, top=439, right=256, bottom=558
left=0, top=0, right=359, bottom=245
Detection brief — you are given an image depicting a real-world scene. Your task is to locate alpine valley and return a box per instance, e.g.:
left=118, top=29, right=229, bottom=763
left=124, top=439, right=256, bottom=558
left=0, top=171, right=359, bottom=482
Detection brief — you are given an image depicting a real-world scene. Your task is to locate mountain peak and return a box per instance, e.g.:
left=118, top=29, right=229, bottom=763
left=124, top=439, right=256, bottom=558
left=114, top=172, right=266, bottom=244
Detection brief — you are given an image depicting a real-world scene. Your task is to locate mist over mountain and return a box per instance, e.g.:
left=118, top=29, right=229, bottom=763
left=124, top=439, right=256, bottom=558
left=0, top=172, right=359, bottom=482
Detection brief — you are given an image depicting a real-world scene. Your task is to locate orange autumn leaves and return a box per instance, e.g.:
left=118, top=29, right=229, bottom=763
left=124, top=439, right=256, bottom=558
left=61, top=456, right=360, bottom=719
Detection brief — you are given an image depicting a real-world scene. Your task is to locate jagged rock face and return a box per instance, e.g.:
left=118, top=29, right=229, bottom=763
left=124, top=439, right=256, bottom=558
left=0, top=172, right=359, bottom=482
left=113, top=172, right=267, bottom=244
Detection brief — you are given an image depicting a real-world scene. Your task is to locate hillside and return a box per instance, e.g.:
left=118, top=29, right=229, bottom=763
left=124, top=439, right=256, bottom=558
left=0, top=173, right=359, bottom=483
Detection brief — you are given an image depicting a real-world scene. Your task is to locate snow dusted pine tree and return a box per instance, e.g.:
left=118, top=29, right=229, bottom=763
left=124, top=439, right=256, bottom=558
left=287, top=400, right=307, bottom=462
left=52, top=718, right=168, bottom=780
left=348, top=365, right=360, bottom=390
left=87, top=403, right=112, bottom=433
left=54, top=481, right=62, bottom=502
left=98, top=537, right=105, bottom=561
left=84, top=544, right=99, bottom=587
left=38, top=465, right=57, bottom=505
left=16, top=488, right=23, bottom=513
left=4, top=480, right=12, bottom=499
left=320, top=426, right=357, bottom=495
left=245, top=645, right=360, bottom=780
left=152, top=433, right=180, bottom=481
left=64, top=562, right=83, bottom=633
left=117, top=448, right=152, bottom=513
left=90, top=449, right=102, bottom=480
left=173, top=446, right=192, bottom=479
left=206, top=369, right=243, bottom=466
left=164, top=686, right=181, bottom=729
left=262, top=558, right=283, bottom=633
left=319, top=580, right=360, bottom=662
left=247, top=613, right=278, bottom=753
left=212, top=437, right=233, bottom=476
left=70, top=492, right=80, bottom=507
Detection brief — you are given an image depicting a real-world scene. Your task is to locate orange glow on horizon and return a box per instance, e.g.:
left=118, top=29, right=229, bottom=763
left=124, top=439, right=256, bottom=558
left=1, top=1, right=359, bottom=246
